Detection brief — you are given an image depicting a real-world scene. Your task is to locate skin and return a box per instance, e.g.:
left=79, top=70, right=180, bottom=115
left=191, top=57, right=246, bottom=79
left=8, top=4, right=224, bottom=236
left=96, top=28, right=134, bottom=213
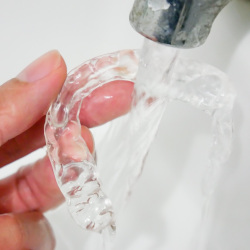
left=0, top=51, right=133, bottom=249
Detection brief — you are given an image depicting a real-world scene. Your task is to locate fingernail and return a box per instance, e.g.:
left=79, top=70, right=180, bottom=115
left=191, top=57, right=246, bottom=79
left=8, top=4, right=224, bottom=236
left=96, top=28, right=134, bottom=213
left=17, top=50, right=62, bottom=83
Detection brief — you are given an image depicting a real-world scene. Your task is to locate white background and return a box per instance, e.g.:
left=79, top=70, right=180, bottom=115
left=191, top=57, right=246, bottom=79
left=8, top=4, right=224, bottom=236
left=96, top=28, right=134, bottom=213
left=0, top=0, right=250, bottom=249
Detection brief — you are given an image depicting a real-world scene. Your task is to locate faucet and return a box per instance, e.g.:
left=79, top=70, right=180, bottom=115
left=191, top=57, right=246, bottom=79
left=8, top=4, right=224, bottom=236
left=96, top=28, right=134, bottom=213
left=130, top=0, right=231, bottom=48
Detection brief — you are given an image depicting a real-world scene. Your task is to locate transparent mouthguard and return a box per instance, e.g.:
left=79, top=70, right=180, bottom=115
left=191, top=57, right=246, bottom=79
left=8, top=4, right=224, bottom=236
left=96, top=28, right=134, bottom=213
left=44, top=50, right=139, bottom=233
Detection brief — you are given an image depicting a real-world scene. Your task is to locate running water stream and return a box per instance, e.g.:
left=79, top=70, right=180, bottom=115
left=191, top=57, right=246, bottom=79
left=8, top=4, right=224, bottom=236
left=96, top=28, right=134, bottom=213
left=45, top=38, right=235, bottom=249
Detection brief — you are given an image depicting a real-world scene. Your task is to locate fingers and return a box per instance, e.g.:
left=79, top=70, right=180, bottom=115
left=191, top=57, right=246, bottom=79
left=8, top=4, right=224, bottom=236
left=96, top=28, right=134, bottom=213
left=0, top=80, right=133, bottom=167
left=0, top=211, right=55, bottom=250
left=0, top=156, right=63, bottom=213
left=0, top=125, right=94, bottom=213
left=80, top=80, right=134, bottom=127
left=0, top=50, right=67, bottom=147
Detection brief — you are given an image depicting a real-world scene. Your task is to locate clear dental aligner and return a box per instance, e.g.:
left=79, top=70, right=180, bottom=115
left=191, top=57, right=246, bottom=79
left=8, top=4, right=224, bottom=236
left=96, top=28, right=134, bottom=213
left=45, top=39, right=235, bottom=237
left=44, top=50, right=139, bottom=233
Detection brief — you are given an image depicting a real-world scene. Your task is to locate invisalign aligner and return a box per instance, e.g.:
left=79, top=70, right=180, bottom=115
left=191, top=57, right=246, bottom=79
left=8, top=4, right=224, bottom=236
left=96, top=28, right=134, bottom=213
left=44, top=50, right=139, bottom=233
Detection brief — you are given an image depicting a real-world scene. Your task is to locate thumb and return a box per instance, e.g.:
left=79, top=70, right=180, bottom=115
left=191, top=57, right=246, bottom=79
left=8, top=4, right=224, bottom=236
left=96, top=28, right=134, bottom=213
left=0, top=50, right=67, bottom=146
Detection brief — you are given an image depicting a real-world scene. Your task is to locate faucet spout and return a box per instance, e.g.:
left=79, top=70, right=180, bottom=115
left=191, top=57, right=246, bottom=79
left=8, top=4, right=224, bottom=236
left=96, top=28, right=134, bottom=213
left=130, top=0, right=231, bottom=48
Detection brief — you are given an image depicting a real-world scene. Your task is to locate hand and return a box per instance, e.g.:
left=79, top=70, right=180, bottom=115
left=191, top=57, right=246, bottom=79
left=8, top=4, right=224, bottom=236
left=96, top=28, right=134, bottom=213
left=0, top=51, right=133, bottom=249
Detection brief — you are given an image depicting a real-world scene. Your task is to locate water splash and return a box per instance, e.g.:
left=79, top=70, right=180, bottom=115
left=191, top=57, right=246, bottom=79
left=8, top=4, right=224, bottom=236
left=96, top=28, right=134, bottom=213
left=166, top=52, right=235, bottom=249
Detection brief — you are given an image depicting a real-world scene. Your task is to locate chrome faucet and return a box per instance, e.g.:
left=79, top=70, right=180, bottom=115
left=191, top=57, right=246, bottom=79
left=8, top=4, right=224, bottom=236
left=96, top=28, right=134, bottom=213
left=130, top=0, right=231, bottom=48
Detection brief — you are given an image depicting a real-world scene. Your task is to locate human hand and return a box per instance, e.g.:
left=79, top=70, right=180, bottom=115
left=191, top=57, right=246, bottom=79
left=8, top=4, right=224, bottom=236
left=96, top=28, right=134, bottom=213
left=0, top=51, right=133, bottom=249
